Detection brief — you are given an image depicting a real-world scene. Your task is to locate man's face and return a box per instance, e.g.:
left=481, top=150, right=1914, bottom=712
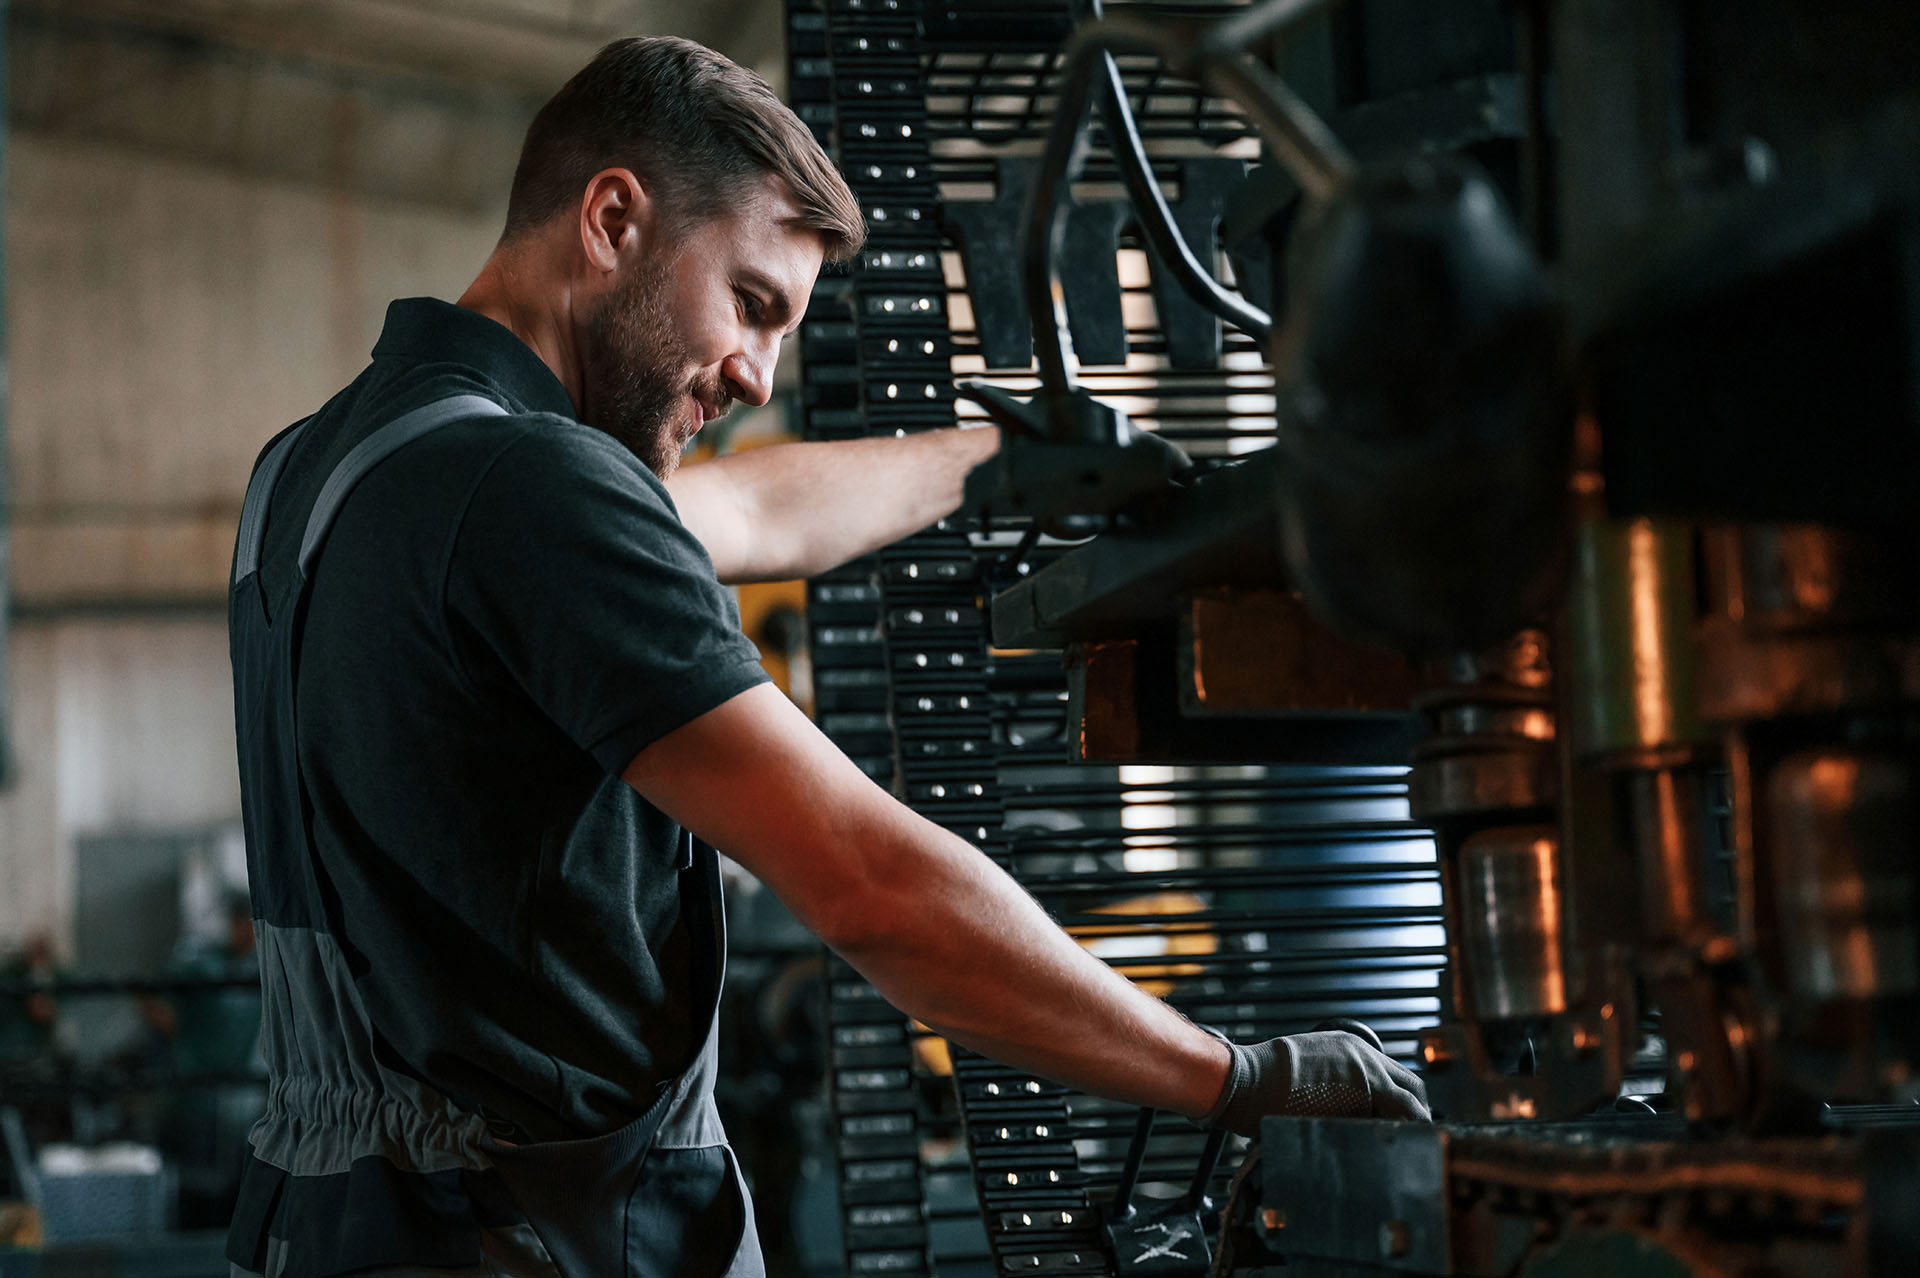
left=578, top=178, right=825, bottom=479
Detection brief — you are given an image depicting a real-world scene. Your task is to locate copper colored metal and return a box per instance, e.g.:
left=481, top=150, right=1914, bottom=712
left=1409, top=629, right=1557, bottom=821
left=1566, top=516, right=1707, bottom=765
left=1699, top=524, right=1920, bottom=723
left=1408, top=737, right=1558, bottom=820
left=1181, top=587, right=1422, bottom=715
left=1706, top=524, right=1913, bottom=628
left=1697, top=627, right=1920, bottom=723
left=1070, top=639, right=1145, bottom=761
left=1766, top=748, right=1919, bottom=1002
left=1625, top=767, right=1709, bottom=940
left=1456, top=825, right=1568, bottom=1020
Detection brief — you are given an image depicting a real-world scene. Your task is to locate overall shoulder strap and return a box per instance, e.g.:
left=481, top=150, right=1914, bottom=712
left=296, top=393, right=509, bottom=577
left=232, top=423, right=310, bottom=586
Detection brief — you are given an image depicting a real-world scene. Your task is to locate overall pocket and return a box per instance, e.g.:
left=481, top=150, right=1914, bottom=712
left=485, top=1086, right=671, bottom=1278
left=622, top=1140, right=762, bottom=1278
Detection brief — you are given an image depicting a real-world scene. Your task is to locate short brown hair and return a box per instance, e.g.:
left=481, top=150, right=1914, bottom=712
left=505, top=37, right=864, bottom=262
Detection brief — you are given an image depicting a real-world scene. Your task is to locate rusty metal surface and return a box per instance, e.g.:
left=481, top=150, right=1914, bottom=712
left=1180, top=588, right=1422, bottom=717
left=1258, top=1117, right=1450, bottom=1273
left=1068, top=634, right=1419, bottom=765
left=1246, top=1115, right=1889, bottom=1276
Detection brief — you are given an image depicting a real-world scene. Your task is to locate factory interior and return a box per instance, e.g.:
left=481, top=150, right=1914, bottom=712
left=2, top=0, right=1919, bottom=1273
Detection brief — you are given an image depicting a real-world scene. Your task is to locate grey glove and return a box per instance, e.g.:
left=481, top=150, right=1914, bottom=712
left=1203, top=1028, right=1431, bottom=1134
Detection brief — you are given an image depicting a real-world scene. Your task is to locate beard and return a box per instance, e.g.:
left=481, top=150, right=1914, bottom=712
left=577, top=257, right=727, bottom=480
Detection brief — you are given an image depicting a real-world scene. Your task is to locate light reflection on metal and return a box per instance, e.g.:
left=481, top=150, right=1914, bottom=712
left=1626, top=519, right=1678, bottom=751
left=1768, top=748, right=1918, bottom=1001
left=1456, top=826, right=1567, bottom=1020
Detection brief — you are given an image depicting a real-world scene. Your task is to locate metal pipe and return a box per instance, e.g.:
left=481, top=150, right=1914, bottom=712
left=1061, top=15, right=1356, bottom=199
left=1109, top=1105, right=1156, bottom=1214
left=1565, top=517, right=1705, bottom=765
left=1455, top=825, right=1568, bottom=1020
left=1085, top=0, right=1273, bottom=341
left=1195, top=0, right=1340, bottom=61
left=1025, top=7, right=1354, bottom=411
left=1186, top=1126, right=1230, bottom=1207
left=1021, top=22, right=1104, bottom=411
left=1625, top=767, right=1708, bottom=940
left=1197, top=52, right=1353, bottom=202
left=1093, top=51, right=1273, bottom=339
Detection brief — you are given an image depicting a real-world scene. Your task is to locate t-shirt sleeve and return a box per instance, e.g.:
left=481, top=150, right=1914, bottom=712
left=445, top=421, right=771, bottom=774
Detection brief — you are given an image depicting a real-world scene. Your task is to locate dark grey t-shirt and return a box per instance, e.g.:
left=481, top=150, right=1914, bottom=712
left=253, top=297, right=768, bottom=1142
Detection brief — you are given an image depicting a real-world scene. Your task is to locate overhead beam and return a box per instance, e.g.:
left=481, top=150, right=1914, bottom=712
left=15, top=0, right=644, bottom=96
left=10, top=0, right=794, bottom=211
left=10, top=7, right=540, bottom=209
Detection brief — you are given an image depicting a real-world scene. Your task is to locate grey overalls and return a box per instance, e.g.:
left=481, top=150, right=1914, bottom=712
left=228, top=395, right=763, bottom=1277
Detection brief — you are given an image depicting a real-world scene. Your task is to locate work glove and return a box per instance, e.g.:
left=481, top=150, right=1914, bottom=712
left=1202, top=1023, right=1431, bottom=1135
left=954, top=378, right=1197, bottom=481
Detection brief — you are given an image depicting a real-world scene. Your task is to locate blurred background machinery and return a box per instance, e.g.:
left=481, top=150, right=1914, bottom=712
left=787, top=0, right=1920, bottom=1275
left=0, top=0, right=1916, bottom=1272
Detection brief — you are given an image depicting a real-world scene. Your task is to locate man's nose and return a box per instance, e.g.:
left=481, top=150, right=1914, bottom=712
left=722, top=343, right=775, bottom=408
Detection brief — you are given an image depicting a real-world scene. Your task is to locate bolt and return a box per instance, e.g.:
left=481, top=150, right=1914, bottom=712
left=1261, top=1207, right=1286, bottom=1231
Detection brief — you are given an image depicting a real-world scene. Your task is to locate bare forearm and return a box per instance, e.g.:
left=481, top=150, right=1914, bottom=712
left=670, top=427, right=999, bottom=583
left=626, top=686, right=1228, bottom=1117
left=829, top=810, right=1230, bottom=1118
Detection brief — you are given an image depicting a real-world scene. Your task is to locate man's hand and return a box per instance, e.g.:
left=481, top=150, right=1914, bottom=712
left=1204, top=1029, right=1431, bottom=1135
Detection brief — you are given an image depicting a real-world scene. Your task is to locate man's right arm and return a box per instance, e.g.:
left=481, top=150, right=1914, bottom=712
left=452, top=425, right=1220, bottom=1107
left=623, top=682, right=1233, bottom=1118
left=455, top=427, right=1422, bottom=1125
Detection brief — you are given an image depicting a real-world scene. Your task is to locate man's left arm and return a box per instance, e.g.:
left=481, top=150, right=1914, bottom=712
left=666, top=425, right=1001, bottom=583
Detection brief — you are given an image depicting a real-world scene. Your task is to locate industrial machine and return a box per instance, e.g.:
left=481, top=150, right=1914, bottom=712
left=787, top=0, right=1920, bottom=1273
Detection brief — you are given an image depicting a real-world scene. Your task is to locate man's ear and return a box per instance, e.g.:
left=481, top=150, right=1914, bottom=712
left=578, top=168, right=652, bottom=276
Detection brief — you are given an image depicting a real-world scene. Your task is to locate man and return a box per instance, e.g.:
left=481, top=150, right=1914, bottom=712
left=228, top=35, right=1426, bottom=1278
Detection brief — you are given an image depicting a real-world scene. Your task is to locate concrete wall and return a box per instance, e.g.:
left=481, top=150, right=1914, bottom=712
left=0, top=616, right=241, bottom=952
left=0, top=127, right=504, bottom=955
left=0, top=1, right=792, bottom=958
left=9, top=133, right=504, bottom=606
